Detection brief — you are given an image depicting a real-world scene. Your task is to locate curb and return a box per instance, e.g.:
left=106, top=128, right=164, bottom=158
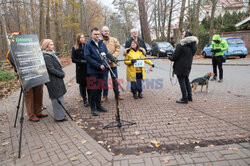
left=193, top=63, right=250, bottom=66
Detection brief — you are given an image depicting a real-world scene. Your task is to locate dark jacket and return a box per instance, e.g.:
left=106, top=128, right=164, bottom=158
left=125, top=37, right=147, bottom=52
left=43, top=50, right=67, bottom=99
left=170, top=36, right=198, bottom=76
left=84, top=38, right=109, bottom=74
left=71, top=44, right=87, bottom=85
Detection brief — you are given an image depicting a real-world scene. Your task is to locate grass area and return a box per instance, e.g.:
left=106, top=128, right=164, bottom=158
left=0, top=67, right=19, bottom=99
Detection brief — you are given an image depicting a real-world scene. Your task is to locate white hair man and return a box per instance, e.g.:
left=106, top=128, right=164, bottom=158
left=125, top=28, right=147, bottom=52
left=100, top=26, right=124, bottom=102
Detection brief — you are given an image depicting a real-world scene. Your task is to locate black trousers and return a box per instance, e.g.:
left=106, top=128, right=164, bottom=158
left=212, top=56, right=223, bottom=79
left=88, top=74, right=103, bottom=109
left=79, top=83, right=89, bottom=101
left=177, top=75, right=192, bottom=100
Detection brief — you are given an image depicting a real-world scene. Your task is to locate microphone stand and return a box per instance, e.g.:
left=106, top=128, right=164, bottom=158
left=98, top=51, right=136, bottom=140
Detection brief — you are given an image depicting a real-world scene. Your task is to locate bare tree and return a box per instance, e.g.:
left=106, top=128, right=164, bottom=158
left=178, top=0, right=186, bottom=42
left=209, top=0, right=218, bottom=41
left=167, top=0, right=174, bottom=42
left=138, top=0, right=151, bottom=44
left=39, top=0, right=45, bottom=40
left=195, top=0, right=201, bottom=37
left=46, top=0, right=50, bottom=38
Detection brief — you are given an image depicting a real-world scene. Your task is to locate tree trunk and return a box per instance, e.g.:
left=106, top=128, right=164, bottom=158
left=195, top=0, right=201, bottom=37
left=54, top=1, right=61, bottom=54
left=167, top=0, right=174, bottom=42
left=209, top=0, right=217, bottom=41
left=0, top=6, right=9, bottom=59
left=30, top=0, right=36, bottom=34
left=178, top=0, right=186, bottom=42
left=46, top=0, right=50, bottom=38
left=138, top=0, right=151, bottom=44
left=153, top=0, right=158, bottom=39
left=39, top=0, right=45, bottom=40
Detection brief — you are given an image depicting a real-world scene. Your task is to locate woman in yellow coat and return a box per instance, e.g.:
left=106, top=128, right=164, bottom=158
left=124, top=40, right=154, bottom=99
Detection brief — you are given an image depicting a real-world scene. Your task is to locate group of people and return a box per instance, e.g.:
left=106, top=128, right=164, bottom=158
left=8, top=27, right=227, bottom=121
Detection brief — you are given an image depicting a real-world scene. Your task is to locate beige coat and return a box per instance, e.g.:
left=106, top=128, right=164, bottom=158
left=101, top=36, right=121, bottom=67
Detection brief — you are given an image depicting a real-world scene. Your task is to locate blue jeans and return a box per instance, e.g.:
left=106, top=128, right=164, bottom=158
left=103, top=67, right=120, bottom=97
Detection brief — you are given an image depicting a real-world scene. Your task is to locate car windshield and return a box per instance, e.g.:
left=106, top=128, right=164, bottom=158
left=226, top=38, right=244, bottom=45
left=157, top=42, right=173, bottom=49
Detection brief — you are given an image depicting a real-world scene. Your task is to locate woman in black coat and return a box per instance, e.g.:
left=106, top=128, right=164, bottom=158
left=71, top=33, right=89, bottom=107
left=42, top=39, right=67, bottom=121
left=170, top=30, right=198, bottom=104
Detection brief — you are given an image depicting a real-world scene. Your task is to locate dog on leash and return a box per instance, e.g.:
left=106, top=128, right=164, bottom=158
left=191, top=72, right=214, bottom=94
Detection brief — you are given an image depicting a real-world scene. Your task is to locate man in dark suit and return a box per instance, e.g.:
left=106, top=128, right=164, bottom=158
left=84, top=27, right=109, bottom=116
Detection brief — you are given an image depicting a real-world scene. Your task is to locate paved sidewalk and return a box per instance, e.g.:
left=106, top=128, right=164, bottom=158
left=0, top=60, right=249, bottom=166
left=193, top=57, right=250, bottom=66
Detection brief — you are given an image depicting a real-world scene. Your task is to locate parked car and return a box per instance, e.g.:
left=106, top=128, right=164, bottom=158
left=202, top=37, right=248, bottom=58
left=145, top=43, right=152, bottom=55
left=151, top=42, right=174, bottom=57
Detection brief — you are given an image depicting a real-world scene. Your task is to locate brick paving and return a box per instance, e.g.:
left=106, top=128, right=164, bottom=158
left=0, top=58, right=249, bottom=166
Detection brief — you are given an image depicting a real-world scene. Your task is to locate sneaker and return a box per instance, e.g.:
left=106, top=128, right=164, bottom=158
left=101, top=97, right=108, bottom=102
left=211, top=77, right=217, bottom=81
left=91, top=108, right=99, bottom=116
left=55, top=118, right=68, bottom=122
left=218, top=79, right=223, bottom=83
left=83, top=99, right=89, bottom=107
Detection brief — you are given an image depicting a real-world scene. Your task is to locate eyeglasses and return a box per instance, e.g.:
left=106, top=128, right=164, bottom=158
left=93, top=34, right=100, bottom=36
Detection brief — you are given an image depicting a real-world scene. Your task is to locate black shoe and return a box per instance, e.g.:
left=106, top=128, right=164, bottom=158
left=55, top=118, right=68, bottom=122
left=133, top=94, right=138, bottom=99
left=91, top=108, right=99, bottom=116
left=211, top=77, right=217, bottom=81
left=138, top=93, right=143, bottom=98
left=97, top=105, right=108, bottom=112
left=83, top=99, right=89, bottom=107
left=176, top=98, right=188, bottom=104
left=188, top=97, right=193, bottom=101
left=218, top=79, right=223, bottom=83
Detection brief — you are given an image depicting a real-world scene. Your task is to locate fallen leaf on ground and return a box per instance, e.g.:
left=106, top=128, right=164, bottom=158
left=73, top=135, right=78, bottom=138
left=20, top=154, right=25, bottom=159
left=86, top=151, right=92, bottom=155
left=176, top=145, right=180, bottom=149
left=193, top=141, right=200, bottom=144
left=236, top=134, right=242, bottom=138
left=135, top=131, right=140, bottom=135
left=164, top=157, right=170, bottom=163
left=209, top=144, right=215, bottom=147
left=36, top=146, right=43, bottom=149
left=179, top=142, right=185, bottom=145
left=72, top=115, right=77, bottom=118
left=77, top=147, right=81, bottom=150
left=1, top=125, right=4, bottom=128
left=151, top=140, right=161, bottom=147
left=178, top=121, right=182, bottom=124
left=70, top=156, right=78, bottom=161
left=98, top=141, right=104, bottom=144
left=139, top=151, right=143, bottom=154
left=90, top=127, right=95, bottom=130
left=140, top=137, right=144, bottom=140
left=117, top=153, right=123, bottom=156
left=49, top=132, right=53, bottom=135
left=232, top=148, right=240, bottom=152
left=194, top=146, right=200, bottom=149
left=2, top=142, right=9, bottom=146
left=111, top=153, right=115, bottom=155
left=81, top=140, right=87, bottom=144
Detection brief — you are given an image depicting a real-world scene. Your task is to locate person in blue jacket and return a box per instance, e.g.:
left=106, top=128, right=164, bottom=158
left=84, top=27, right=109, bottom=116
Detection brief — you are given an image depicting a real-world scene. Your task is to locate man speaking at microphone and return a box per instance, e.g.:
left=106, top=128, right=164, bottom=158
left=100, top=26, right=124, bottom=102
left=84, top=27, right=109, bottom=116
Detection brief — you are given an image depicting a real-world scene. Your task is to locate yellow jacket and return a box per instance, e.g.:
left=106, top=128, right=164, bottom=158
left=124, top=48, right=153, bottom=82
left=101, top=36, right=121, bottom=67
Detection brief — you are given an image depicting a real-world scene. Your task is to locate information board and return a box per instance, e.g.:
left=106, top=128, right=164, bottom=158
left=8, top=34, right=50, bottom=90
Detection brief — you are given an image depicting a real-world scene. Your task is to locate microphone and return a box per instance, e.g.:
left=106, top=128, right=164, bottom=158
left=106, top=52, right=118, bottom=64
